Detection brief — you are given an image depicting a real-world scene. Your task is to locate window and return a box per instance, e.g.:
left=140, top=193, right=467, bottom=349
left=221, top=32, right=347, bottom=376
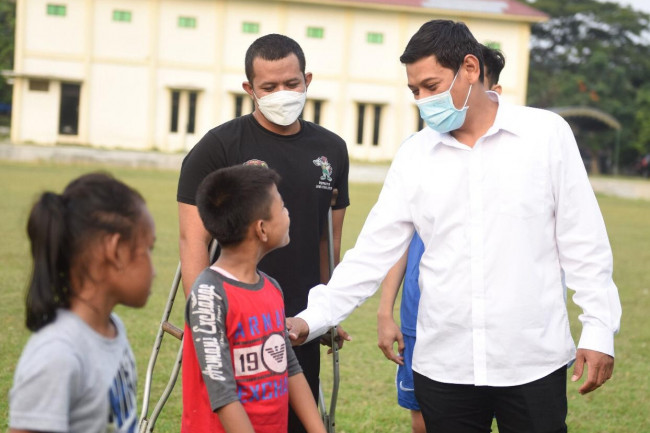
left=29, top=79, right=49, bottom=92
left=187, top=92, right=197, bottom=134
left=170, top=90, right=199, bottom=133
left=356, top=103, right=383, bottom=146
left=307, top=27, right=324, bottom=39
left=242, top=22, right=259, bottom=34
left=113, top=10, right=131, bottom=22
left=299, top=99, right=324, bottom=125
left=59, top=83, right=80, bottom=135
left=47, top=4, right=66, bottom=16
left=356, top=104, right=365, bottom=145
left=233, top=94, right=254, bottom=118
left=312, top=100, right=322, bottom=125
left=170, top=91, right=180, bottom=133
left=367, top=32, right=383, bottom=44
left=372, top=105, right=382, bottom=146
left=178, top=16, right=196, bottom=28
left=484, top=41, right=501, bottom=50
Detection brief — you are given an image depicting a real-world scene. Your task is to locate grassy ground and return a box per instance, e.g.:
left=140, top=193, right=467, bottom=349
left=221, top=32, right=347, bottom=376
left=1, top=160, right=649, bottom=432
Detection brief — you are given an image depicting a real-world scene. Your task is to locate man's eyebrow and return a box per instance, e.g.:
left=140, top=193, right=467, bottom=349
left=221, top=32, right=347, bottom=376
left=408, top=77, right=441, bottom=89
left=421, top=77, right=441, bottom=86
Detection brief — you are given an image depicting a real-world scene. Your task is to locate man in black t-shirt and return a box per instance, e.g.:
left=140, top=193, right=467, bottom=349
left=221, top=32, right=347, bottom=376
left=177, top=34, right=350, bottom=433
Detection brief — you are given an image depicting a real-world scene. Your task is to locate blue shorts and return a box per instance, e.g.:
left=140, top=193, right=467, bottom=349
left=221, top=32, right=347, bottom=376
left=396, top=333, right=419, bottom=411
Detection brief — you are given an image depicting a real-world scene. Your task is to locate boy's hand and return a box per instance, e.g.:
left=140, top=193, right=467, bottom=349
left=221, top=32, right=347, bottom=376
left=319, top=326, right=352, bottom=354
left=571, top=348, right=614, bottom=394
left=377, top=315, right=404, bottom=365
left=286, top=317, right=310, bottom=346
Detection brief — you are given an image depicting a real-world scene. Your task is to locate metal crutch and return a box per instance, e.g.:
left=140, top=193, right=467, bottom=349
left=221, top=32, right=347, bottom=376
left=318, top=191, right=341, bottom=433
left=138, top=241, right=218, bottom=433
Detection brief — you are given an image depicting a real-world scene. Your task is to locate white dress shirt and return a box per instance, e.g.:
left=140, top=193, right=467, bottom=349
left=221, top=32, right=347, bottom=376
left=297, top=95, right=621, bottom=386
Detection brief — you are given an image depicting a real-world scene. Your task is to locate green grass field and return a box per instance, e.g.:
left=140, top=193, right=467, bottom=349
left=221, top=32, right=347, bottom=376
left=1, top=160, right=649, bottom=432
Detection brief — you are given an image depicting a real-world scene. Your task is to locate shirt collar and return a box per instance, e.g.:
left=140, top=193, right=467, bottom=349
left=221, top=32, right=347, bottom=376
left=487, top=92, right=526, bottom=138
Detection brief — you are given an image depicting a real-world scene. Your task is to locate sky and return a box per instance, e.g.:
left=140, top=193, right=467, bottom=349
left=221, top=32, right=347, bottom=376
left=611, top=0, right=650, bottom=13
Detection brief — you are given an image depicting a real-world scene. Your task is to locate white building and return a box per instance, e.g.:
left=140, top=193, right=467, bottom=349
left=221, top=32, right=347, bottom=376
left=6, top=0, right=546, bottom=161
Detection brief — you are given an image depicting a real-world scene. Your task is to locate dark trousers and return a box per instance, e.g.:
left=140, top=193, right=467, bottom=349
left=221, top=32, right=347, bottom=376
left=413, top=367, right=568, bottom=433
left=288, top=339, right=321, bottom=433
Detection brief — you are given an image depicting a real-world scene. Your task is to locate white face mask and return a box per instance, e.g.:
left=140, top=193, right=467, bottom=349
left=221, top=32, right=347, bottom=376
left=254, top=90, right=306, bottom=126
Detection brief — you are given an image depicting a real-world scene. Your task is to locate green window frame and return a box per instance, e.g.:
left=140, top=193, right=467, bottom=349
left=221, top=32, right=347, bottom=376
left=112, top=10, right=132, bottom=22
left=46, top=4, right=66, bottom=16
left=307, top=27, right=324, bottom=39
left=367, top=32, right=384, bottom=44
left=484, top=41, right=501, bottom=50
left=242, top=22, right=259, bottom=34
left=178, top=16, right=197, bottom=28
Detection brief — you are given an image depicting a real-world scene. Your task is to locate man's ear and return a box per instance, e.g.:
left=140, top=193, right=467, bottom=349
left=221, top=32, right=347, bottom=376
left=492, top=84, right=503, bottom=95
left=462, top=54, right=481, bottom=85
left=242, top=81, right=254, bottom=98
left=304, top=72, right=313, bottom=89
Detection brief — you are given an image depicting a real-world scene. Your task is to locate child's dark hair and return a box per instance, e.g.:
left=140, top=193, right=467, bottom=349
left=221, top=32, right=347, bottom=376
left=482, top=45, right=505, bottom=89
left=196, top=165, right=281, bottom=247
left=244, top=33, right=306, bottom=83
left=25, top=172, right=145, bottom=331
left=400, top=20, right=484, bottom=84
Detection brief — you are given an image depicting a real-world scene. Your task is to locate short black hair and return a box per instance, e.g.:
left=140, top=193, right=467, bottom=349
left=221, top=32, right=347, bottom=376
left=244, top=33, right=306, bottom=83
left=400, top=20, right=484, bottom=83
left=482, top=45, right=505, bottom=88
left=196, top=165, right=281, bottom=247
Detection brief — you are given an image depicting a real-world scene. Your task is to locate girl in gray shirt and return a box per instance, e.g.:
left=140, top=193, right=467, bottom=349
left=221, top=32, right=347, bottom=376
left=9, top=172, right=156, bottom=433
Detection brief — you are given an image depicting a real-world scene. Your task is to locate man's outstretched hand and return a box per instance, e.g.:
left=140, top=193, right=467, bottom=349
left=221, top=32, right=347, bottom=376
left=286, top=317, right=310, bottom=346
left=571, top=348, right=614, bottom=395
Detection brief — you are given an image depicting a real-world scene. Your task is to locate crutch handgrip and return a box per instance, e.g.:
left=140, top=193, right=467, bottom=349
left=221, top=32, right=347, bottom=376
left=162, top=321, right=184, bottom=340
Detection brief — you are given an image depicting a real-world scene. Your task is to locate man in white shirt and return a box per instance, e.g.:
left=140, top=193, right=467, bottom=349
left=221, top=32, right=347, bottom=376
left=287, top=20, right=621, bottom=433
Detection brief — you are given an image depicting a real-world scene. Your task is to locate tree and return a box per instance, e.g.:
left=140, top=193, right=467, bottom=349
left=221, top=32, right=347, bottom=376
left=0, top=0, right=16, bottom=105
left=634, top=84, right=650, bottom=152
left=525, top=0, right=650, bottom=169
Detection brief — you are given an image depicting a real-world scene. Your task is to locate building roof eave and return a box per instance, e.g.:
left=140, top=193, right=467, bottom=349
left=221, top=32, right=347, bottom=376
left=265, top=0, right=549, bottom=24
left=2, top=70, right=85, bottom=83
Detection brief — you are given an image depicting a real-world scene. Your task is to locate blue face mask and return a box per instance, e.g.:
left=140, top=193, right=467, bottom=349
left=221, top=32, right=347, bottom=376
left=416, top=70, right=472, bottom=133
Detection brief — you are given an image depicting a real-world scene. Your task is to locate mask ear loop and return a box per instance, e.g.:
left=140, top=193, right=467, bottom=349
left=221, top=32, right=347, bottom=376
left=449, top=70, right=460, bottom=90
left=461, top=84, right=472, bottom=108
left=449, top=70, right=472, bottom=110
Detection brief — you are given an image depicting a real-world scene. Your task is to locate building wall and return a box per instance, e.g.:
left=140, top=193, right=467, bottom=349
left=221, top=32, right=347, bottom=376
left=11, top=0, right=543, bottom=161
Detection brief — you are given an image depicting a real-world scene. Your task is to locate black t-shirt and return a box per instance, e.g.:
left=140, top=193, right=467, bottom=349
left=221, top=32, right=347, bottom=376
left=177, top=114, right=350, bottom=316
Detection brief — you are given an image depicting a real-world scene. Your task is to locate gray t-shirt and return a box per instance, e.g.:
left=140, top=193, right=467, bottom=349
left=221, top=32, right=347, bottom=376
left=9, top=309, right=138, bottom=433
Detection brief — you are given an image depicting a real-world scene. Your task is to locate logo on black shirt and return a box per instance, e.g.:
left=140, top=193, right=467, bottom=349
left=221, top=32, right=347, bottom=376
left=313, top=156, right=333, bottom=191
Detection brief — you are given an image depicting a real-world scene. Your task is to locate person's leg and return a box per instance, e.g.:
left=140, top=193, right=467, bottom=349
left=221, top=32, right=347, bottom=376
left=397, top=335, right=426, bottom=433
left=492, top=366, right=568, bottom=433
left=413, top=371, right=493, bottom=433
left=288, top=340, right=321, bottom=433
